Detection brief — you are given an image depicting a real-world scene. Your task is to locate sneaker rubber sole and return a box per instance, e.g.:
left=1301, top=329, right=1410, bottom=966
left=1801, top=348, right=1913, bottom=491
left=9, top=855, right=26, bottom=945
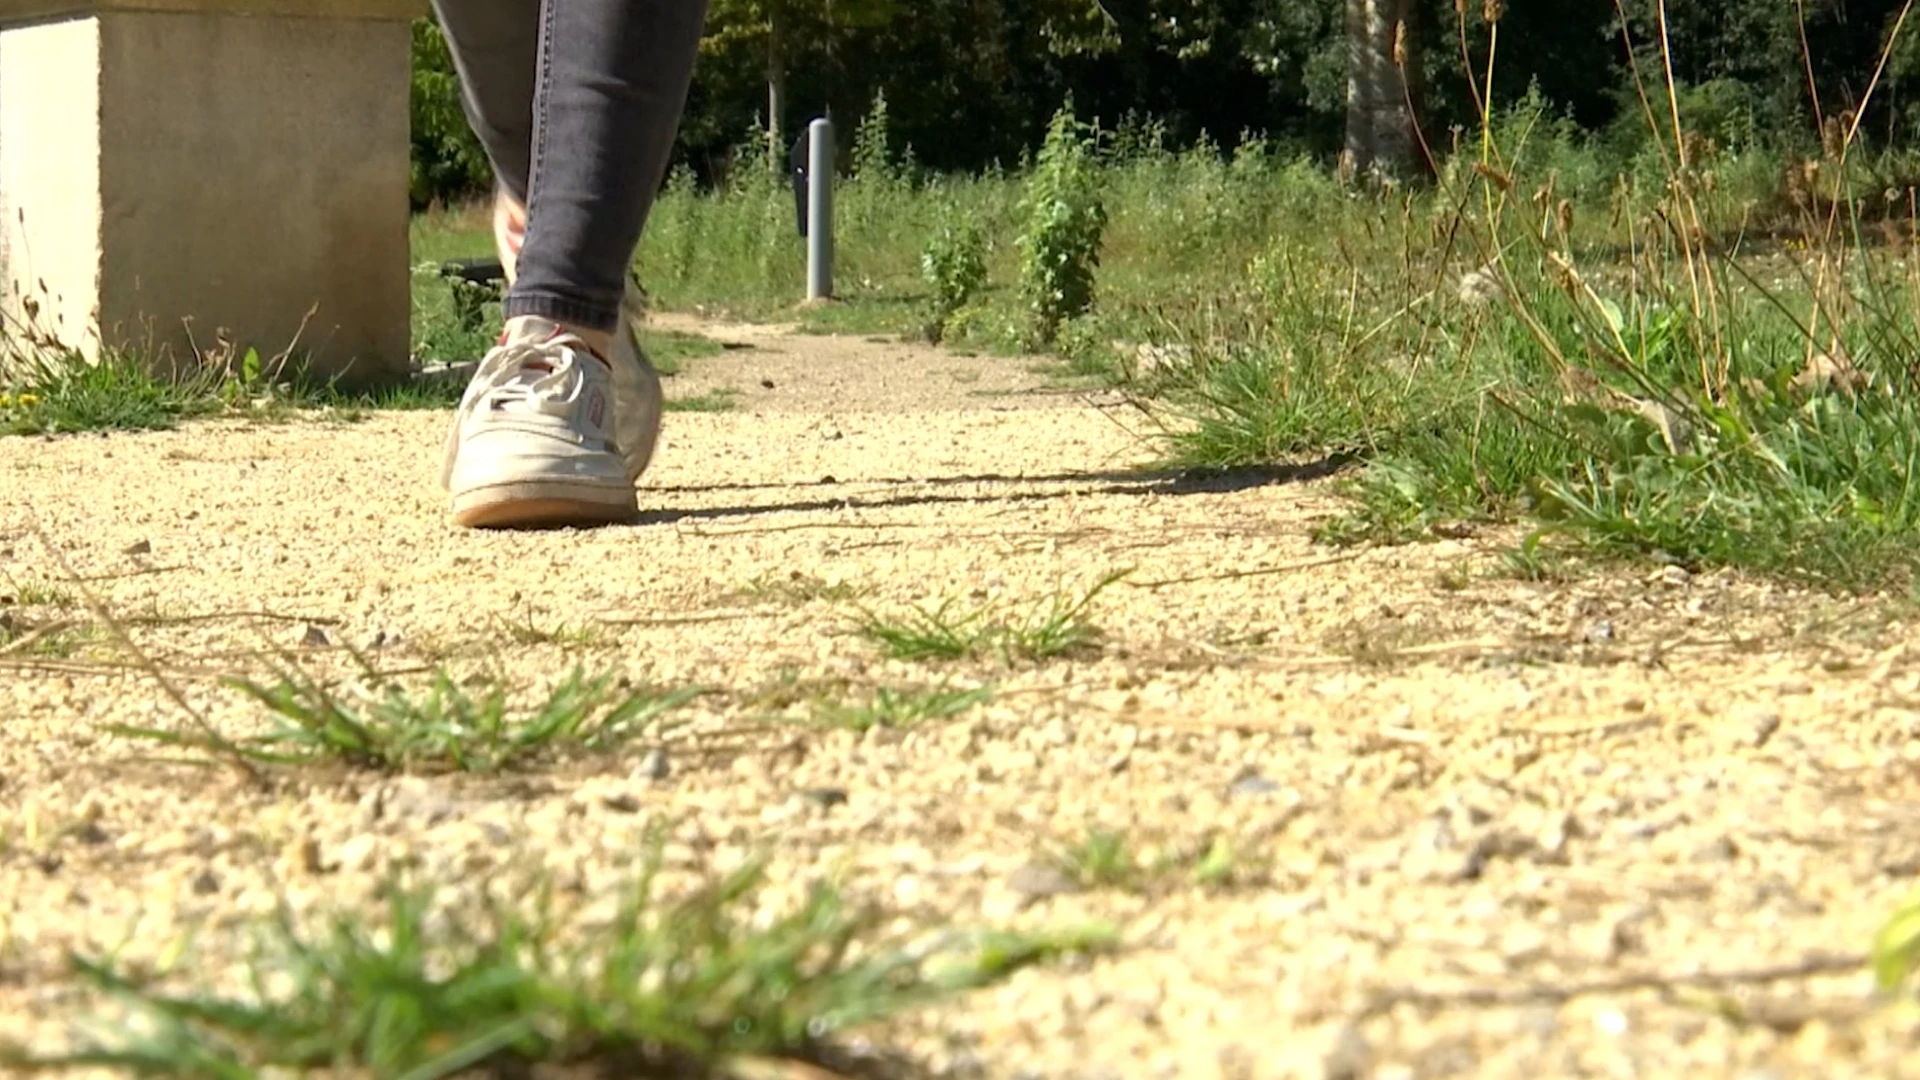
left=450, top=482, right=638, bottom=529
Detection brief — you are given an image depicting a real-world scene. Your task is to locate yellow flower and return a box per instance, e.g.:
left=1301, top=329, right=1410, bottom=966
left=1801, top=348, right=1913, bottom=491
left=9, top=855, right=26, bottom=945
left=0, top=394, right=11, bottom=408
left=16, top=393, right=38, bottom=407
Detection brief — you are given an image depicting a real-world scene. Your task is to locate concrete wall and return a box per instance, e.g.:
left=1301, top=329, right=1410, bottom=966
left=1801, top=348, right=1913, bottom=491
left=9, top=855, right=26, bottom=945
left=1, top=0, right=423, bottom=386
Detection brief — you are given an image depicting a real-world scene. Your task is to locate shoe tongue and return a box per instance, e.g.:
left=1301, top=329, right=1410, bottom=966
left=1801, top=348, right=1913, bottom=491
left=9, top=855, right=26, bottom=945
left=498, top=317, right=610, bottom=370
left=502, top=316, right=566, bottom=347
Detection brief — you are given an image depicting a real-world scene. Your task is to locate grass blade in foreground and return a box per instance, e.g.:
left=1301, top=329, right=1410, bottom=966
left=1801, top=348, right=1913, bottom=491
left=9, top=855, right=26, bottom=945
left=0, top=854, right=1115, bottom=1078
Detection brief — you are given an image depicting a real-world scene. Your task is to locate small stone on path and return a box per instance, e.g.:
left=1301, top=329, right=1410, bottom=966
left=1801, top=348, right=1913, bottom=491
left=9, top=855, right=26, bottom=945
left=1322, top=1023, right=1372, bottom=1080
left=1228, top=773, right=1283, bottom=798
left=1691, top=836, right=1739, bottom=864
left=800, top=787, right=848, bottom=809
left=1007, top=862, right=1080, bottom=899
left=636, top=747, right=671, bottom=781
left=336, top=833, right=380, bottom=873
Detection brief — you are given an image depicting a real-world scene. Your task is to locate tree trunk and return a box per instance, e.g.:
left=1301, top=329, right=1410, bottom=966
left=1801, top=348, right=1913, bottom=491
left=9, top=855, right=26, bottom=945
left=766, top=8, right=786, bottom=174
left=1342, top=0, right=1416, bottom=184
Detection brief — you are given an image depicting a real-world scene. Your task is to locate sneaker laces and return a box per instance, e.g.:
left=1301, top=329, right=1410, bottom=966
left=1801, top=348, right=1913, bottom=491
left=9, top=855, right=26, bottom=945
left=439, top=337, right=599, bottom=488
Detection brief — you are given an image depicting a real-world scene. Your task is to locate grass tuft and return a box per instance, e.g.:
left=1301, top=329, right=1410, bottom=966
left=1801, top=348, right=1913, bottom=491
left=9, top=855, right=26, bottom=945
left=740, top=571, right=867, bottom=606
left=0, top=615, right=96, bottom=659
left=493, top=608, right=616, bottom=649
left=1045, top=827, right=1263, bottom=893
left=1052, top=828, right=1141, bottom=890
left=1116, top=13, right=1920, bottom=594
left=856, top=595, right=988, bottom=662
left=637, top=326, right=729, bottom=377
left=811, top=683, right=994, bottom=732
left=666, top=387, right=745, bottom=413
left=0, top=350, right=230, bottom=436
left=0, top=849, right=1115, bottom=1077
left=856, top=571, right=1127, bottom=665
left=5, top=581, right=76, bottom=608
left=111, top=666, right=697, bottom=774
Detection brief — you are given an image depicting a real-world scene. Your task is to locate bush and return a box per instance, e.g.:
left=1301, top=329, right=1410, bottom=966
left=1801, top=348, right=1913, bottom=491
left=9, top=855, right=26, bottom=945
left=1017, top=103, right=1108, bottom=349
left=920, top=216, right=989, bottom=343
left=410, top=17, right=492, bottom=209
left=851, top=92, right=907, bottom=188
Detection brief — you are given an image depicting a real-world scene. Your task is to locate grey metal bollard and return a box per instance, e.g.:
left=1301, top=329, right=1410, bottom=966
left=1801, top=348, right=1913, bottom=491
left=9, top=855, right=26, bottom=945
left=806, top=117, right=835, bottom=301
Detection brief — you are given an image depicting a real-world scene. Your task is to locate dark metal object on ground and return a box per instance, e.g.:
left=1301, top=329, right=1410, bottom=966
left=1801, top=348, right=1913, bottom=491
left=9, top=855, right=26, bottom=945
left=437, top=257, right=508, bottom=332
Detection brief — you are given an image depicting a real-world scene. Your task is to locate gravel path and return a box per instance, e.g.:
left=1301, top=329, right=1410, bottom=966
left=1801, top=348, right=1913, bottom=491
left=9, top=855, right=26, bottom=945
left=4, top=317, right=1920, bottom=1078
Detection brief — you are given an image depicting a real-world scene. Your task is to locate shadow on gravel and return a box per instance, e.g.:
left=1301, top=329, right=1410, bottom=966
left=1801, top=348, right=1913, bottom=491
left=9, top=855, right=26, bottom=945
left=638, top=457, right=1352, bottom=526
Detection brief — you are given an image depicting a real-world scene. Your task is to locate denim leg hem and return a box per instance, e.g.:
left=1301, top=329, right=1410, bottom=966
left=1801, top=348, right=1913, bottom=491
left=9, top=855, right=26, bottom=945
left=503, top=292, right=620, bottom=334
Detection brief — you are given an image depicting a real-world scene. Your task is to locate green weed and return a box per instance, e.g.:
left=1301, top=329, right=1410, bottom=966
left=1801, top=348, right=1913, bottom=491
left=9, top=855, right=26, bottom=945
left=997, top=569, right=1125, bottom=660
left=1874, top=893, right=1920, bottom=993
left=409, top=260, right=502, bottom=375
left=1112, top=11, right=1920, bottom=592
left=857, top=595, right=990, bottom=662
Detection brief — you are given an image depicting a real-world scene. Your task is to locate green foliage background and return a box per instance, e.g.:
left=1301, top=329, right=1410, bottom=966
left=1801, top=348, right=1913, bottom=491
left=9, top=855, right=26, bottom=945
left=410, top=18, right=492, bottom=208
left=409, top=2, right=1920, bottom=205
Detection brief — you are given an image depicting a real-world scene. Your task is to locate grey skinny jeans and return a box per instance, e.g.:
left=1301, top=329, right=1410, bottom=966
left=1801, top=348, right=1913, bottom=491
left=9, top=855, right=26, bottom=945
left=431, top=0, right=710, bottom=333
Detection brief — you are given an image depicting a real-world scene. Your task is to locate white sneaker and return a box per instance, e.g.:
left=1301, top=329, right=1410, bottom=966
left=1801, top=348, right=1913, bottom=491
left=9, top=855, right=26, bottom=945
left=440, top=319, right=637, bottom=528
left=493, top=191, right=663, bottom=487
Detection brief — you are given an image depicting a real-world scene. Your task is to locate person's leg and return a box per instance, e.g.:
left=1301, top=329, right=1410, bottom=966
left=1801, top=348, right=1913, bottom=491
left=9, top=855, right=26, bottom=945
left=434, top=0, right=707, bottom=528
left=427, top=1, right=539, bottom=293
left=437, top=0, right=706, bottom=320
left=514, top=0, right=706, bottom=340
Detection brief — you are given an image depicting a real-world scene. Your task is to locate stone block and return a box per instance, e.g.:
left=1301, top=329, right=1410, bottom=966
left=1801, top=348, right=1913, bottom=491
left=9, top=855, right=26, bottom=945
left=0, top=0, right=426, bottom=388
